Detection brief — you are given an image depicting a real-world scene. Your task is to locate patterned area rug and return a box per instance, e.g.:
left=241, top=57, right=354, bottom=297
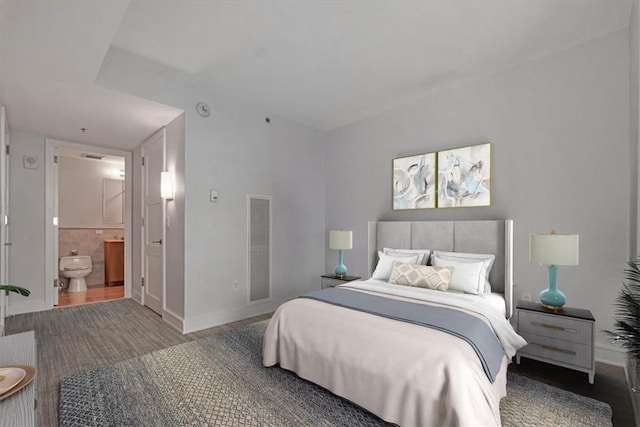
left=59, top=321, right=612, bottom=426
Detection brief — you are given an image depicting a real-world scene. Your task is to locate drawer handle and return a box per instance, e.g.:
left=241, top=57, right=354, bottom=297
left=531, top=321, right=576, bottom=333
left=533, top=343, right=576, bottom=356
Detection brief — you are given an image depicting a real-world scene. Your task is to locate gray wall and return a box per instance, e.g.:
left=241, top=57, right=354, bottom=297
left=165, top=113, right=185, bottom=319
left=8, top=131, right=46, bottom=312
left=94, top=49, right=329, bottom=331
left=183, top=85, right=326, bottom=329
left=325, top=31, right=630, bottom=361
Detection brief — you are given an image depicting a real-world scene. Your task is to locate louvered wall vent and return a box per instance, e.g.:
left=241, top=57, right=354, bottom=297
left=81, top=153, right=105, bottom=160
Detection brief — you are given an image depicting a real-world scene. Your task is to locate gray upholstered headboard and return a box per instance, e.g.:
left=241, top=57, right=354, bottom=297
left=367, top=220, right=514, bottom=319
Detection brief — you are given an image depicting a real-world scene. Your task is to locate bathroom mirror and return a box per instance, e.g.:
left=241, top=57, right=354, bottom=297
left=103, top=178, right=124, bottom=224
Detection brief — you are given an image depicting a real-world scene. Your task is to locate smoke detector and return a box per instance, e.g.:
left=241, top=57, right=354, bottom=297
left=196, top=102, right=211, bottom=117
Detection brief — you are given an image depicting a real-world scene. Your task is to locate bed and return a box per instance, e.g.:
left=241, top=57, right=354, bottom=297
left=263, top=220, right=527, bottom=426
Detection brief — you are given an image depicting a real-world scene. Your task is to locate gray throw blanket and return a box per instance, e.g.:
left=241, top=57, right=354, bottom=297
left=300, top=288, right=504, bottom=382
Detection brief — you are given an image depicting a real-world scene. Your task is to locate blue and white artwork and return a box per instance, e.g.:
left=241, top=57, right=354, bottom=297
left=437, top=142, right=491, bottom=208
left=393, top=152, right=436, bottom=210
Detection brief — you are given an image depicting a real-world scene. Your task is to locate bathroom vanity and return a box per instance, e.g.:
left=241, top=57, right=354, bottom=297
left=104, top=240, right=124, bottom=286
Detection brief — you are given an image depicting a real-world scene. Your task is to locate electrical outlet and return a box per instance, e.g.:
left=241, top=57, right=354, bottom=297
left=233, top=281, right=239, bottom=291
left=522, top=293, right=532, bottom=302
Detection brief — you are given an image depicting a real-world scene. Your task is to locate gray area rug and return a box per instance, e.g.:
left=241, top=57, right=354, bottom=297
left=59, top=321, right=613, bottom=426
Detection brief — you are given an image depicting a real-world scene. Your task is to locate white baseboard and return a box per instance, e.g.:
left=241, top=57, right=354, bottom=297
left=595, top=342, right=626, bottom=367
left=7, top=298, right=49, bottom=316
left=183, top=296, right=290, bottom=334
left=131, top=291, right=142, bottom=304
left=162, top=308, right=184, bottom=332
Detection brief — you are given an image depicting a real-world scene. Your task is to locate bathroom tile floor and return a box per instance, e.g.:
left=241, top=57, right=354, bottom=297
left=56, top=284, right=124, bottom=308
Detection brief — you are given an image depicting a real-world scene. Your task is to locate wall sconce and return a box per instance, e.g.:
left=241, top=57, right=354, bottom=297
left=161, top=171, right=175, bottom=201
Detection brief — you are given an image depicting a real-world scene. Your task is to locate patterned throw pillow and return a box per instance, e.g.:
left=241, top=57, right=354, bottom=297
left=388, top=261, right=453, bottom=291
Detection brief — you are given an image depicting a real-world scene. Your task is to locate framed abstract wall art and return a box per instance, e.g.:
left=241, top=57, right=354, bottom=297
left=392, top=152, right=436, bottom=210
left=437, top=142, right=491, bottom=208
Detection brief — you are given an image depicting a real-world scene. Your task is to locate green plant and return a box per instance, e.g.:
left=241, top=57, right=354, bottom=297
left=605, top=260, right=640, bottom=360
left=0, top=285, right=30, bottom=297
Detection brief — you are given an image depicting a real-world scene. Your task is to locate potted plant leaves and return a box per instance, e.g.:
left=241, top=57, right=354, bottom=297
left=0, top=285, right=30, bottom=297
left=605, top=260, right=640, bottom=392
left=0, top=285, right=30, bottom=336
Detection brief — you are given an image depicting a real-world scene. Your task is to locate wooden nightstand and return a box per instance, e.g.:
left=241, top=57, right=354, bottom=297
left=321, top=274, right=361, bottom=289
left=515, top=300, right=595, bottom=383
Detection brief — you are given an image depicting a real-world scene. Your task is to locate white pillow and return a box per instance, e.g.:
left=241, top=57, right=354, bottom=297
left=383, top=248, right=431, bottom=265
left=432, top=256, right=486, bottom=295
left=372, top=251, right=420, bottom=280
left=432, top=251, right=495, bottom=293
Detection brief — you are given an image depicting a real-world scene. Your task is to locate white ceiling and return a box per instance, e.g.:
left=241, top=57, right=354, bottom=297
left=0, top=1, right=633, bottom=150
left=0, top=1, right=182, bottom=150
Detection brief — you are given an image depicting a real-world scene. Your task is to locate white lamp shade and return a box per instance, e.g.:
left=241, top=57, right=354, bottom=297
left=161, top=171, right=175, bottom=200
left=329, top=230, right=352, bottom=250
left=529, top=233, right=579, bottom=266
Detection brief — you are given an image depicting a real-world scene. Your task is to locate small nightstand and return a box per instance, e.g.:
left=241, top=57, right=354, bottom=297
left=515, top=300, right=595, bottom=383
left=321, top=274, right=361, bottom=289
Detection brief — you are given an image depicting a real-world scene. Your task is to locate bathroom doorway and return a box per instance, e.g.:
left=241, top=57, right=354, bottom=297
left=45, top=139, right=133, bottom=309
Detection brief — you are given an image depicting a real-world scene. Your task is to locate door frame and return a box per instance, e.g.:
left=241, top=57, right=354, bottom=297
left=0, top=107, right=8, bottom=331
left=139, top=128, right=166, bottom=313
left=45, top=138, right=133, bottom=308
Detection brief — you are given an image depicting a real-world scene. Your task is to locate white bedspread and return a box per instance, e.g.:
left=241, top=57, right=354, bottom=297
left=263, top=280, right=526, bottom=427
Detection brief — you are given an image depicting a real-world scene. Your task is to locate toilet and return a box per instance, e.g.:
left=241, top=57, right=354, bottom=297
left=59, top=256, right=93, bottom=293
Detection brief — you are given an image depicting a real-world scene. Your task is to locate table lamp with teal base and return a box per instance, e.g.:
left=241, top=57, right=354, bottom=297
left=530, top=229, right=579, bottom=311
left=329, top=230, right=352, bottom=279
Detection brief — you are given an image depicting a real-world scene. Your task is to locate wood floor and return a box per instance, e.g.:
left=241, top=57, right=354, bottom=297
left=4, top=298, right=635, bottom=427
left=57, top=284, right=124, bottom=308
left=510, top=357, right=634, bottom=426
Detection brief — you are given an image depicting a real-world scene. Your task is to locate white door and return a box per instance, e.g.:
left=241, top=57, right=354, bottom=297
left=142, top=130, right=165, bottom=315
left=0, top=107, right=9, bottom=330
left=52, top=152, right=59, bottom=306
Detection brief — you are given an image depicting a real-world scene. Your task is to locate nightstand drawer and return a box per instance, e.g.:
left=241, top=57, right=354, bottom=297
left=518, top=310, right=592, bottom=345
left=321, top=275, right=361, bottom=289
left=519, top=332, right=593, bottom=369
left=322, top=278, right=346, bottom=288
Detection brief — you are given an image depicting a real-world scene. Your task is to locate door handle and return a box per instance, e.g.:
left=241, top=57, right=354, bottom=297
left=152, top=239, right=162, bottom=244
left=3, top=242, right=11, bottom=246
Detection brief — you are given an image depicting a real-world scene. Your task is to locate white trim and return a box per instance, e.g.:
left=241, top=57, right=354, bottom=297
left=504, top=219, right=514, bottom=320
left=44, top=141, right=56, bottom=308
left=595, top=341, right=626, bottom=367
left=183, top=296, right=285, bottom=334
left=162, top=307, right=184, bottom=332
left=139, top=128, right=167, bottom=314
left=246, top=194, right=272, bottom=305
left=45, top=139, right=133, bottom=308
left=0, top=106, right=7, bottom=334
left=367, top=222, right=377, bottom=279
left=131, top=291, right=142, bottom=304
left=7, top=298, right=49, bottom=315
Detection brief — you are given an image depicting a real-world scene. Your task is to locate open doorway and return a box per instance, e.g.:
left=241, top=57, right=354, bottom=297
left=45, top=139, right=133, bottom=309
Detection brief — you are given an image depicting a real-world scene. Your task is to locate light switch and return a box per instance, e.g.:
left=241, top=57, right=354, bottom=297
left=210, top=190, right=219, bottom=202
